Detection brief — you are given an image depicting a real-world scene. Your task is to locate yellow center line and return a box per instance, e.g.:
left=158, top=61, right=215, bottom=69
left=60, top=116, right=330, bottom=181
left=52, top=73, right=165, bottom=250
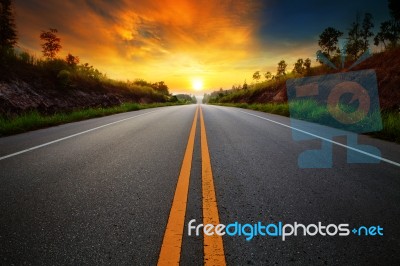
left=200, top=106, right=226, bottom=266
left=158, top=106, right=199, bottom=266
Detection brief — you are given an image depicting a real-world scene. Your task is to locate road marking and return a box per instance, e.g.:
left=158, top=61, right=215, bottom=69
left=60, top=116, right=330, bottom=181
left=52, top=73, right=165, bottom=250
left=0, top=109, right=159, bottom=161
left=158, top=106, right=198, bottom=265
left=200, top=107, right=226, bottom=266
left=234, top=109, right=400, bottom=168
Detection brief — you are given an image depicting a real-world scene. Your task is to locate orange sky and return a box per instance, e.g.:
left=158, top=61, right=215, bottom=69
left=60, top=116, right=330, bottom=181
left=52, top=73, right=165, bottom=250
left=15, top=0, right=321, bottom=93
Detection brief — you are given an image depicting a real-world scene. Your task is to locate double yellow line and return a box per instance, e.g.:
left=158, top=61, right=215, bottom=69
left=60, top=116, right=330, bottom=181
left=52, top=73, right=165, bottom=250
left=158, top=106, right=226, bottom=265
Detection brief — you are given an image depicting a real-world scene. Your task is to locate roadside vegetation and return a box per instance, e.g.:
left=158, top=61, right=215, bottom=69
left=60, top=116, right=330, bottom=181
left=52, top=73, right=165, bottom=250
left=213, top=102, right=399, bottom=143
left=0, top=102, right=187, bottom=136
left=0, top=26, right=188, bottom=105
left=0, top=0, right=196, bottom=135
left=204, top=0, right=400, bottom=143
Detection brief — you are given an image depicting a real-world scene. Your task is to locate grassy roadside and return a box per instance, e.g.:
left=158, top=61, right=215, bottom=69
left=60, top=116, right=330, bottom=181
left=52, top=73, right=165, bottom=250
left=0, top=102, right=186, bottom=137
left=211, top=103, right=400, bottom=143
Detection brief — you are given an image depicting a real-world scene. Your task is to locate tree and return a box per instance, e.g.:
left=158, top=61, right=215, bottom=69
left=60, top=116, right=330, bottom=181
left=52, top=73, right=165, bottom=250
left=252, top=71, right=261, bottom=82
left=0, top=0, right=17, bottom=50
left=374, top=21, right=394, bottom=48
left=243, top=80, right=248, bottom=90
left=218, top=88, right=224, bottom=97
left=376, top=20, right=399, bottom=48
left=361, top=13, right=374, bottom=53
left=40, top=28, right=62, bottom=59
left=304, top=58, right=311, bottom=71
left=318, top=27, right=343, bottom=58
left=151, top=81, right=169, bottom=95
left=65, top=53, right=79, bottom=67
left=276, top=60, right=287, bottom=78
left=316, top=50, right=330, bottom=64
left=231, top=84, right=241, bottom=90
left=78, top=63, right=105, bottom=80
left=292, top=58, right=304, bottom=75
left=375, top=0, right=400, bottom=49
left=264, top=71, right=272, bottom=80
left=133, top=79, right=152, bottom=87
left=346, top=14, right=365, bottom=60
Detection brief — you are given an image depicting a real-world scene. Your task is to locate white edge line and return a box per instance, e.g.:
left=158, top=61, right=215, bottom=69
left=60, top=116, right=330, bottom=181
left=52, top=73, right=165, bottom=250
left=0, top=109, right=159, bottom=161
left=214, top=106, right=400, bottom=168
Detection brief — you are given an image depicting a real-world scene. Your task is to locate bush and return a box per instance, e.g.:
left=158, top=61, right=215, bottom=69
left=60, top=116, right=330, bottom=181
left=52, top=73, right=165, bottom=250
left=38, top=59, right=69, bottom=77
left=57, top=69, right=71, bottom=87
left=0, top=48, right=171, bottom=105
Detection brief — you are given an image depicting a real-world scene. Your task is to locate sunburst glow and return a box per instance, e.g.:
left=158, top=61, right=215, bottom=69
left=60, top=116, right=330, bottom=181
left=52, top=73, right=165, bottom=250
left=192, top=78, right=204, bottom=91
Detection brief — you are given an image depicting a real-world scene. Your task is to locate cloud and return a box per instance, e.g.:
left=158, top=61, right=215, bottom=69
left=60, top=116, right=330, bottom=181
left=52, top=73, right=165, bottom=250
left=15, top=0, right=266, bottom=90
left=110, top=0, right=263, bottom=61
left=13, top=0, right=390, bottom=92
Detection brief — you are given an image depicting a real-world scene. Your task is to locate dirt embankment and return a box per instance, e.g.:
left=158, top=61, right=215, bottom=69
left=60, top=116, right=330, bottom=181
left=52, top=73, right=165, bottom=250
left=351, top=48, right=400, bottom=111
left=0, top=80, right=166, bottom=118
left=230, top=48, right=400, bottom=111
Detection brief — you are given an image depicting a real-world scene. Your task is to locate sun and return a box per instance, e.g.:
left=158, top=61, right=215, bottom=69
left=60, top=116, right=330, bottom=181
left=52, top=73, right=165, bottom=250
left=192, top=78, right=204, bottom=91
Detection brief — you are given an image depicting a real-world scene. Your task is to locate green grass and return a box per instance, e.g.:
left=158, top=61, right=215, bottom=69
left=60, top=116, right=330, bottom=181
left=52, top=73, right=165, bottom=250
left=212, top=102, right=400, bottom=143
left=288, top=99, right=330, bottom=122
left=213, top=102, right=290, bottom=117
left=0, top=102, right=185, bottom=136
left=371, top=112, right=400, bottom=143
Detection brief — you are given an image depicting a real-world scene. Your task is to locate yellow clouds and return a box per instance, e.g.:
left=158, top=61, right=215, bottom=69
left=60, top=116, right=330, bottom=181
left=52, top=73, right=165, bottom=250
left=112, top=0, right=261, bottom=59
left=16, top=0, right=264, bottom=91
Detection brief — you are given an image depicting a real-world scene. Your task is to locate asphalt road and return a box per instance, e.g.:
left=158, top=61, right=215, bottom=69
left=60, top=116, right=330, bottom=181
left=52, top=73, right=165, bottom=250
left=0, top=104, right=399, bottom=265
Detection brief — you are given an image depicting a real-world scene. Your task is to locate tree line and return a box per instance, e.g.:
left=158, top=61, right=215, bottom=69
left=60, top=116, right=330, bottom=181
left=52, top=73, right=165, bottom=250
left=244, top=0, right=400, bottom=89
left=318, top=0, right=399, bottom=63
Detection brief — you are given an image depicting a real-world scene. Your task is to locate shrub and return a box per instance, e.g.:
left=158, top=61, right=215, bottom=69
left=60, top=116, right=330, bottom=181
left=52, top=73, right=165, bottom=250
left=57, top=69, right=71, bottom=87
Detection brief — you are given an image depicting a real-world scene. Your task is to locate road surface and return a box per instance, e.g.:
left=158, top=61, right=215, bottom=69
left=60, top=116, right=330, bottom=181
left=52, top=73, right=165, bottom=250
left=0, top=104, right=399, bottom=265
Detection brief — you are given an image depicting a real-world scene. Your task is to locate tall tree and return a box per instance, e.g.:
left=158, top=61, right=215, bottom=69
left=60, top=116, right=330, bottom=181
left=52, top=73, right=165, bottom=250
left=0, top=0, right=17, bottom=50
left=346, top=14, right=364, bottom=60
left=304, top=58, right=311, bottom=71
left=361, top=13, right=374, bottom=53
left=374, top=1, right=400, bottom=49
left=318, top=27, right=343, bottom=58
left=293, top=58, right=304, bottom=75
left=40, top=28, right=62, bottom=59
left=374, top=21, right=396, bottom=48
left=252, top=71, right=261, bottom=82
left=66, top=53, right=79, bottom=67
left=243, top=80, right=248, bottom=90
left=388, top=0, right=400, bottom=46
left=276, top=60, right=287, bottom=78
